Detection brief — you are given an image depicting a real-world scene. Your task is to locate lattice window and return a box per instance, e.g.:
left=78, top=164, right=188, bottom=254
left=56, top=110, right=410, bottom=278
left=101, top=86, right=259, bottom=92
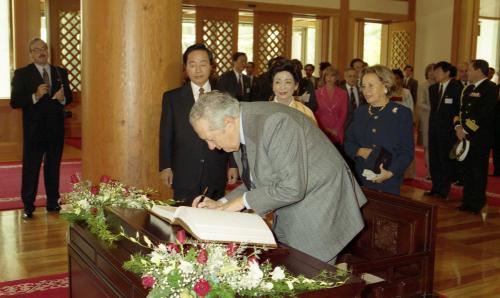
left=202, top=20, right=234, bottom=75
left=256, top=23, right=286, bottom=73
left=58, top=11, right=81, bottom=92
left=389, top=31, right=410, bottom=70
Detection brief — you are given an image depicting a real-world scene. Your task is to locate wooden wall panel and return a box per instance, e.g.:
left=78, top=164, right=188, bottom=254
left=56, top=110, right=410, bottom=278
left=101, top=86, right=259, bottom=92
left=0, top=101, right=23, bottom=160
left=196, top=7, right=238, bottom=75
left=253, top=12, right=292, bottom=74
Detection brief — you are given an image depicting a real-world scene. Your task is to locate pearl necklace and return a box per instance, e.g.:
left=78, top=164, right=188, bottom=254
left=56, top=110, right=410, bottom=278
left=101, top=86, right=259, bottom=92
left=368, top=101, right=389, bottom=116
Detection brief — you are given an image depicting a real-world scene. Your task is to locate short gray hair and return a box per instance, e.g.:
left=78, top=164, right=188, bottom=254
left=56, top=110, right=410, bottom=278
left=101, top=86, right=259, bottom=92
left=189, top=91, right=240, bottom=130
left=361, top=65, right=394, bottom=91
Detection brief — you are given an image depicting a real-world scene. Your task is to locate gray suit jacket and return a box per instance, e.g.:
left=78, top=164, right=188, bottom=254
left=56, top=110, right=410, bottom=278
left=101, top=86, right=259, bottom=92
left=226, top=102, right=367, bottom=262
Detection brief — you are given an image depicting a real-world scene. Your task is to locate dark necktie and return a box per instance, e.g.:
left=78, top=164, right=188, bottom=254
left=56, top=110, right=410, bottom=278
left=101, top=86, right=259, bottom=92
left=349, top=87, right=356, bottom=109
left=437, top=83, right=443, bottom=110
left=42, top=68, right=51, bottom=97
left=240, top=144, right=251, bottom=191
left=199, top=87, right=204, bottom=97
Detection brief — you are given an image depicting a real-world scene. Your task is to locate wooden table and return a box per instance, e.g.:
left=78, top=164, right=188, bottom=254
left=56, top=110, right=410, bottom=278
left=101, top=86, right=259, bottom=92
left=68, top=207, right=365, bottom=297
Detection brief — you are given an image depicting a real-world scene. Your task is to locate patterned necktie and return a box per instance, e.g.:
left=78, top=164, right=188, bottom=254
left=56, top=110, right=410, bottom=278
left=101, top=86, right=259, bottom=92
left=199, top=87, right=204, bottom=97
left=42, top=68, right=50, bottom=86
left=239, top=74, right=244, bottom=96
left=240, top=144, right=251, bottom=191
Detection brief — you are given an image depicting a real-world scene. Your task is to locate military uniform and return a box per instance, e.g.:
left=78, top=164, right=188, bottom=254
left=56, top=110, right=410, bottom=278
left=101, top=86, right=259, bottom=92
left=344, top=101, right=414, bottom=195
left=453, top=79, right=498, bottom=212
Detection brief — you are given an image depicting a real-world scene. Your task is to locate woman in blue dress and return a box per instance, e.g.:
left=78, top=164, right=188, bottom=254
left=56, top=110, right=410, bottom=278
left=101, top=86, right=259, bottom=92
left=344, top=65, right=414, bottom=195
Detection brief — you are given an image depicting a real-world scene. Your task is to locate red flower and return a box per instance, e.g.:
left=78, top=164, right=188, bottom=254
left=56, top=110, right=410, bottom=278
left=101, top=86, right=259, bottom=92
left=197, top=249, right=208, bottom=264
left=248, top=255, right=259, bottom=265
left=193, top=278, right=210, bottom=296
left=227, top=243, right=238, bottom=256
left=90, top=207, right=98, bottom=215
left=123, top=186, right=130, bottom=196
left=90, top=185, right=100, bottom=195
left=167, top=243, right=180, bottom=253
left=100, top=175, right=111, bottom=184
left=176, top=230, right=186, bottom=244
left=141, top=275, right=155, bottom=289
left=70, top=174, right=80, bottom=184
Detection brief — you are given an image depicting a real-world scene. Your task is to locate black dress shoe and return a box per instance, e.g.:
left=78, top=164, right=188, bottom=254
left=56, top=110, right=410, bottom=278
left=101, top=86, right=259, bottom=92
left=22, top=212, right=33, bottom=219
left=424, top=191, right=436, bottom=196
left=453, top=180, right=463, bottom=186
left=46, top=205, right=61, bottom=212
left=456, top=205, right=471, bottom=212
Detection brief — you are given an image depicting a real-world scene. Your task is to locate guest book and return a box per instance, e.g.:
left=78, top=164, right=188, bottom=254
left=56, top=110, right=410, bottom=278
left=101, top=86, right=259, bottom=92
left=150, top=205, right=277, bottom=247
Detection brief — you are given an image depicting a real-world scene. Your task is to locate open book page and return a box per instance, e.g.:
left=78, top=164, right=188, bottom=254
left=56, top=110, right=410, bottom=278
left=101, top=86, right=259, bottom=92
left=150, top=205, right=277, bottom=247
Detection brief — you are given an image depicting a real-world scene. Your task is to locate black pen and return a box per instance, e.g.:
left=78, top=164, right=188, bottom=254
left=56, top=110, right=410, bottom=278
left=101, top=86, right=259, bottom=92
left=199, top=186, right=209, bottom=204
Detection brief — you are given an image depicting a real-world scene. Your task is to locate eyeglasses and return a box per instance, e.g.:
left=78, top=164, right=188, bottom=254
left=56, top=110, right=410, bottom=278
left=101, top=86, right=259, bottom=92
left=31, top=47, right=48, bottom=53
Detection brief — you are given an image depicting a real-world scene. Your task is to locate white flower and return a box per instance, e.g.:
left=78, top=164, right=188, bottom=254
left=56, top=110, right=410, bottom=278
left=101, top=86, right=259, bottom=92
left=271, top=266, right=285, bottom=281
left=150, top=251, right=164, bottom=265
left=179, top=260, right=194, bottom=275
left=245, top=261, right=264, bottom=289
left=261, top=282, right=273, bottom=291
left=163, top=265, right=173, bottom=275
left=286, top=280, right=294, bottom=290
left=77, top=199, right=89, bottom=209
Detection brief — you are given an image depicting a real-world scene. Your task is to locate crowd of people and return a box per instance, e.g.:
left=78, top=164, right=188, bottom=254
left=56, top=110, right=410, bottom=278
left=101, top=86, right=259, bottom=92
left=161, top=44, right=500, bottom=217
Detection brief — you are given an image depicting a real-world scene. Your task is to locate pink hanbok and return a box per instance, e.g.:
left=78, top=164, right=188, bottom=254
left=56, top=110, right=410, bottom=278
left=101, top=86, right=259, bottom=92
left=314, top=86, right=348, bottom=144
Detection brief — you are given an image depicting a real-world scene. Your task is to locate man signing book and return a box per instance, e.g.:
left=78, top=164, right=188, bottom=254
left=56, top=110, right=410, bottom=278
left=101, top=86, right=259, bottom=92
left=190, top=91, right=366, bottom=265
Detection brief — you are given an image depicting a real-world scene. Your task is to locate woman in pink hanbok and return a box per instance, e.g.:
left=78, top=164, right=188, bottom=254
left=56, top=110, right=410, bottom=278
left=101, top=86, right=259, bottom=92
left=314, top=66, right=348, bottom=144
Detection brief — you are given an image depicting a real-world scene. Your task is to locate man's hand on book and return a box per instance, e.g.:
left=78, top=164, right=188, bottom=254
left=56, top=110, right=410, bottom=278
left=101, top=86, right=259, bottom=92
left=217, top=197, right=245, bottom=212
left=192, top=196, right=223, bottom=209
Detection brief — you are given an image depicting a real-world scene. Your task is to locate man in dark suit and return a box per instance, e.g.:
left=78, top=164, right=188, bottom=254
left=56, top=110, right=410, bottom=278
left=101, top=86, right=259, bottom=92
left=493, top=83, right=500, bottom=176
left=10, top=38, right=73, bottom=219
left=159, top=44, right=238, bottom=204
left=455, top=59, right=498, bottom=214
left=304, top=64, right=319, bottom=89
left=342, top=67, right=367, bottom=129
left=425, top=61, right=462, bottom=199
left=190, top=91, right=366, bottom=264
left=403, top=65, right=418, bottom=105
left=216, top=52, right=251, bottom=102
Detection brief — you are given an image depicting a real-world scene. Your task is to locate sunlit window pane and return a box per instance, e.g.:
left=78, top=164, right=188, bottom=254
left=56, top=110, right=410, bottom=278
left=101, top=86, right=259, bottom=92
left=363, top=22, right=382, bottom=66
left=476, top=18, right=499, bottom=80
left=0, top=0, right=11, bottom=98
left=238, top=23, right=253, bottom=62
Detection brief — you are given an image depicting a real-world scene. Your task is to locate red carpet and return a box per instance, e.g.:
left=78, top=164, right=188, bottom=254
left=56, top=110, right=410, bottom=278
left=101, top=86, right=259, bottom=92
left=0, top=273, right=68, bottom=297
left=64, top=137, right=81, bottom=149
left=404, top=146, right=500, bottom=206
left=0, top=161, right=82, bottom=211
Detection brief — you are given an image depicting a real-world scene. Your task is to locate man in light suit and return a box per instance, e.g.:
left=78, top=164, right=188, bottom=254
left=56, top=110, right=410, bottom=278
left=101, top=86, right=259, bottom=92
left=159, top=44, right=238, bottom=204
left=190, top=91, right=366, bottom=264
left=10, top=38, right=73, bottom=219
left=216, top=52, right=251, bottom=102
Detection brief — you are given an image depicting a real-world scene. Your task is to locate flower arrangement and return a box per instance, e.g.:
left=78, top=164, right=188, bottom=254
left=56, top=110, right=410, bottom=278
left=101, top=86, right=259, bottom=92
left=61, top=174, right=164, bottom=245
left=122, top=230, right=350, bottom=298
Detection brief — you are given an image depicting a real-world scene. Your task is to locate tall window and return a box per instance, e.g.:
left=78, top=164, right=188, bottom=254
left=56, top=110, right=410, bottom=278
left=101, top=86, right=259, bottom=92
left=238, top=12, right=253, bottom=62
left=291, top=18, right=316, bottom=66
left=476, top=0, right=499, bottom=82
left=181, top=8, right=196, bottom=55
left=363, top=22, right=382, bottom=66
left=0, top=0, right=11, bottom=98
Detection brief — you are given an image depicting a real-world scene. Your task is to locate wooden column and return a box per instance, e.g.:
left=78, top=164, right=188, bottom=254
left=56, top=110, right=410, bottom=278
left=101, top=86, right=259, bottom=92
left=81, top=0, right=182, bottom=197
left=12, top=0, right=41, bottom=68
left=0, top=0, right=39, bottom=160
left=337, top=0, right=350, bottom=75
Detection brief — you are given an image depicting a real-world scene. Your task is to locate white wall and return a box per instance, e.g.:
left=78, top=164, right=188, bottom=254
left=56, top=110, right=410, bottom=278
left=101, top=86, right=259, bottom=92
left=350, top=0, right=407, bottom=15
left=414, top=0, right=454, bottom=81
left=237, top=0, right=340, bottom=9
